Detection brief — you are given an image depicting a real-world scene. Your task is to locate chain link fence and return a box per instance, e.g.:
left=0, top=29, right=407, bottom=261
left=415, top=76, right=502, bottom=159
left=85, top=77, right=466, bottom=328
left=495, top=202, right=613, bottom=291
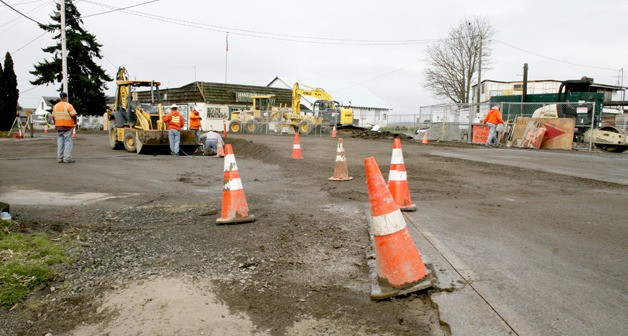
left=387, top=102, right=599, bottom=147
left=221, top=110, right=336, bottom=137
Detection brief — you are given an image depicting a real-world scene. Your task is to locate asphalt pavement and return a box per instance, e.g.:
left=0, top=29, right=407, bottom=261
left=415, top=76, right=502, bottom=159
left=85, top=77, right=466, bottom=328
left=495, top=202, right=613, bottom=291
left=404, top=147, right=628, bottom=336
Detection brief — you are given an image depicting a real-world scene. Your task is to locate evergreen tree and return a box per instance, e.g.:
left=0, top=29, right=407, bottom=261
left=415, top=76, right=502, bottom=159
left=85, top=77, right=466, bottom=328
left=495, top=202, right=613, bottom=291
left=0, top=61, right=4, bottom=130
left=30, top=0, right=111, bottom=115
left=0, top=53, right=19, bottom=131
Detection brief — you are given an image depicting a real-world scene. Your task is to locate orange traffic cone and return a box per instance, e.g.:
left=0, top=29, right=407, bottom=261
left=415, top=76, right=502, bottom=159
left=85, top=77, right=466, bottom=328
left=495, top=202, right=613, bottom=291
left=216, top=144, right=255, bottom=225
left=421, top=130, right=428, bottom=144
left=365, top=156, right=432, bottom=299
left=72, top=127, right=77, bottom=139
left=291, top=133, right=303, bottom=159
left=329, top=138, right=353, bottom=181
left=215, top=142, right=225, bottom=157
left=388, top=138, right=416, bottom=211
left=44, top=125, right=49, bottom=133
left=331, top=125, right=337, bottom=138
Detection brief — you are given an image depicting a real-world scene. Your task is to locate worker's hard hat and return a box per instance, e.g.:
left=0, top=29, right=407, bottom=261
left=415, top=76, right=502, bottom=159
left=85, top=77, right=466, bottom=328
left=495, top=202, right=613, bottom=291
left=491, top=105, right=499, bottom=109
left=170, top=104, right=178, bottom=110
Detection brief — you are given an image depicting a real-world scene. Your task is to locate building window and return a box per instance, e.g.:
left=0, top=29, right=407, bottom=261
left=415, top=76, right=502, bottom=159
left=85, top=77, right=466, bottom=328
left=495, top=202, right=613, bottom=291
left=513, top=84, right=522, bottom=91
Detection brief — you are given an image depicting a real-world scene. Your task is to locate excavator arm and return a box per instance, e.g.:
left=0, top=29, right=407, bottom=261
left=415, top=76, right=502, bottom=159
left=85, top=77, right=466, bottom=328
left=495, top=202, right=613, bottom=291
left=292, top=82, right=335, bottom=115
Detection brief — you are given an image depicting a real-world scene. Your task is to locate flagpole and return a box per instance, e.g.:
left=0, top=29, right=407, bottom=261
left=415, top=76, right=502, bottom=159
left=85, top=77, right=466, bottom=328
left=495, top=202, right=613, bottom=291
left=225, top=32, right=228, bottom=84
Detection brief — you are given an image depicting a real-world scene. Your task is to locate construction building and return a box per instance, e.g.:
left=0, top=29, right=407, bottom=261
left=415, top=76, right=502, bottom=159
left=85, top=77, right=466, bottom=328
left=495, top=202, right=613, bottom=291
left=135, top=81, right=292, bottom=130
left=132, top=78, right=392, bottom=130
left=471, top=79, right=626, bottom=104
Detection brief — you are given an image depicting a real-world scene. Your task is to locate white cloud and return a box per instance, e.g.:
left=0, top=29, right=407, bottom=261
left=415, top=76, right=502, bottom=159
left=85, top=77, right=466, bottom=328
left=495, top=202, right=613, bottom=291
left=3, top=0, right=626, bottom=114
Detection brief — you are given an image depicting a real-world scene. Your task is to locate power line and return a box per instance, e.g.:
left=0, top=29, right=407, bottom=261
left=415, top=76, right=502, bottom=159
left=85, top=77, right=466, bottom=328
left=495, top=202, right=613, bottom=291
left=82, top=0, right=158, bottom=18
left=509, top=2, right=628, bottom=41
left=495, top=39, right=620, bottom=71
left=12, top=31, right=47, bottom=53
left=496, top=0, right=550, bottom=33
left=0, top=0, right=51, bottom=31
left=80, top=0, right=437, bottom=46
left=0, top=0, right=43, bottom=26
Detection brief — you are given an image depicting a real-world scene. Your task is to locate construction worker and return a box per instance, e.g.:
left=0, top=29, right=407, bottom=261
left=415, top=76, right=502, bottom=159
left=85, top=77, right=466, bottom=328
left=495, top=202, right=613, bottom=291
left=482, top=105, right=504, bottom=147
left=163, top=104, right=185, bottom=155
left=189, top=106, right=202, bottom=141
left=199, top=128, right=223, bottom=156
left=52, top=92, right=78, bottom=163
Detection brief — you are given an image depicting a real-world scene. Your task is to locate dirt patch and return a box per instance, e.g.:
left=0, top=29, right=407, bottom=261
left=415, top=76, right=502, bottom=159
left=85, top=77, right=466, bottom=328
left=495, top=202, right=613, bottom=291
left=0, top=134, right=447, bottom=336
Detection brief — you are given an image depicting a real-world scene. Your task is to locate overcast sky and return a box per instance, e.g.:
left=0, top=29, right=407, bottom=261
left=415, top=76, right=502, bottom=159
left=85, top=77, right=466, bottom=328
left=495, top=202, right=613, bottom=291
left=2, top=0, right=627, bottom=114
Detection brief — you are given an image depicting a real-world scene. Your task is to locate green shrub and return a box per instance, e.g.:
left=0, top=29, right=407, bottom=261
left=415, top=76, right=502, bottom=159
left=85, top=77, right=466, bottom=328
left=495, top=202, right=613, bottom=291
left=0, top=222, right=71, bottom=308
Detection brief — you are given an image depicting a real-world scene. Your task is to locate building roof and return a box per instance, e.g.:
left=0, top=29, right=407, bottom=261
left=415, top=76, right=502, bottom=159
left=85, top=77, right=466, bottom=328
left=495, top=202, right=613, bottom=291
left=475, top=78, right=626, bottom=90
left=135, top=81, right=291, bottom=106
left=42, top=96, right=57, bottom=107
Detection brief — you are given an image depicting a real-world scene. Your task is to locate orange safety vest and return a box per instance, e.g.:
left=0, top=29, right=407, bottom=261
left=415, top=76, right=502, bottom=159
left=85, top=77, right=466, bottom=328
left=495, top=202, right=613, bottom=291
left=52, top=101, right=77, bottom=128
left=189, top=110, right=201, bottom=130
left=163, top=111, right=185, bottom=131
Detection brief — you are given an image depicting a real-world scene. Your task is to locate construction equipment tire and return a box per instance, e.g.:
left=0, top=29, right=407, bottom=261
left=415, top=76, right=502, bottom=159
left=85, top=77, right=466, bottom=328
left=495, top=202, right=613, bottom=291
left=298, top=120, right=314, bottom=135
left=229, top=120, right=242, bottom=133
left=596, top=144, right=628, bottom=153
left=123, top=132, right=137, bottom=153
left=245, top=120, right=261, bottom=134
left=109, top=121, right=123, bottom=149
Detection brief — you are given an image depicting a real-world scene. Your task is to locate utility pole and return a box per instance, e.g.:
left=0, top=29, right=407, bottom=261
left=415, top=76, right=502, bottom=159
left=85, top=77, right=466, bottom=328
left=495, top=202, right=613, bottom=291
left=621, top=68, right=625, bottom=101
left=225, top=32, right=228, bottom=84
left=60, top=0, right=68, bottom=97
left=475, top=37, right=482, bottom=114
left=522, top=63, right=528, bottom=103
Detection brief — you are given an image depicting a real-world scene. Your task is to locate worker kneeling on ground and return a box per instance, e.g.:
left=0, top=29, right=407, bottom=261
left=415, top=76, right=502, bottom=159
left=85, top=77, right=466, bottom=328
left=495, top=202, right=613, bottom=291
left=199, top=128, right=224, bottom=156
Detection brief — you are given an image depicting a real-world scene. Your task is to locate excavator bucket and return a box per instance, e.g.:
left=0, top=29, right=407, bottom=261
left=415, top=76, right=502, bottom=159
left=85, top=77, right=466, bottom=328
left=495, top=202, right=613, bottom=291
left=135, top=130, right=199, bottom=155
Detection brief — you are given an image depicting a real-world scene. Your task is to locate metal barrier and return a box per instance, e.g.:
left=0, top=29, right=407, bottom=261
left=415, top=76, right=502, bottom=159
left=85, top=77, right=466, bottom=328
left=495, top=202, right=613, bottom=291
left=387, top=102, right=598, bottom=148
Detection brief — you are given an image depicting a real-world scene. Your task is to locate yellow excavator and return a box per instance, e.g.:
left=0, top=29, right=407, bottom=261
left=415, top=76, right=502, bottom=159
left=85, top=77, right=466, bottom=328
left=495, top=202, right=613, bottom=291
left=290, top=83, right=357, bottom=134
left=227, top=83, right=361, bottom=135
left=108, top=67, right=198, bottom=154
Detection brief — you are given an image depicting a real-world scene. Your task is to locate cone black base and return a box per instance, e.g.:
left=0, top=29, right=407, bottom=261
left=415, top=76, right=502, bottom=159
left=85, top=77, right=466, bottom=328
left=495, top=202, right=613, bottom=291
left=368, top=254, right=436, bottom=301
left=216, top=215, right=256, bottom=225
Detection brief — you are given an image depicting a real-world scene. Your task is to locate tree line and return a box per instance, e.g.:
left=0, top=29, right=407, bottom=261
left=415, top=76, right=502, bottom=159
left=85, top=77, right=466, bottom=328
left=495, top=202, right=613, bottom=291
left=1, top=0, right=491, bottom=132
left=0, top=0, right=110, bottom=132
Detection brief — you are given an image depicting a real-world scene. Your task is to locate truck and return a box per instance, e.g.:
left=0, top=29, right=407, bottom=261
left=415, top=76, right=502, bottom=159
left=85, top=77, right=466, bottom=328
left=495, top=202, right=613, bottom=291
left=108, top=67, right=199, bottom=154
left=556, top=77, right=627, bottom=153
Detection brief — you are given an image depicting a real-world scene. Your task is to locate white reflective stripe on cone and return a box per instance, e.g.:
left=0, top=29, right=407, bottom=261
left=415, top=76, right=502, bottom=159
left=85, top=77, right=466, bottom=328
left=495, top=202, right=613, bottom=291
left=223, top=154, right=238, bottom=172
left=391, top=149, right=404, bottom=164
left=371, top=209, right=406, bottom=236
left=224, top=178, right=243, bottom=191
left=293, top=144, right=301, bottom=149
left=335, top=155, right=346, bottom=162
left=388, top=170, right=407, bottom=181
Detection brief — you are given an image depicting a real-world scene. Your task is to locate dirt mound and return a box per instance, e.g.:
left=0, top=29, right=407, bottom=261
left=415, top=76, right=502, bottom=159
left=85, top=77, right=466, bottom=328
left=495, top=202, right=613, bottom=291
left=351, top=130, right=413, bottom=139
left=225, top=137, right=289, bottom=166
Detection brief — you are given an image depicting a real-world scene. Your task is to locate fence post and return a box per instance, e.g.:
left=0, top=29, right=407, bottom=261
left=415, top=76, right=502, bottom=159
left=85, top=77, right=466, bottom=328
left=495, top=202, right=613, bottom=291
left=588, top=102, right=596, bottom=151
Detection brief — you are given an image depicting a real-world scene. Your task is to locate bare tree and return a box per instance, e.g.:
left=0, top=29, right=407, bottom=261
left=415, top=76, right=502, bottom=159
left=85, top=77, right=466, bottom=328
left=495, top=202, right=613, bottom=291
left=423, top=17, right=495, bottom=104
